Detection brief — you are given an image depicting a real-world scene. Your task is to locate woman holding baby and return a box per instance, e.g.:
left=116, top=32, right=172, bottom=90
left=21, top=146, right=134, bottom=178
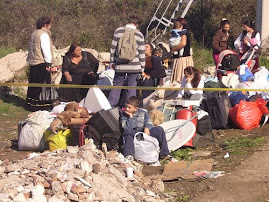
left=170, top=17, right=193, bottom=84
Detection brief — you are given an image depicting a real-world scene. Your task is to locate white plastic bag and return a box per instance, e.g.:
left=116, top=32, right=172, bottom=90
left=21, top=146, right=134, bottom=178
left=134, top=132, right=160, bottom=163
left=18, top=111, right=54, bottom=151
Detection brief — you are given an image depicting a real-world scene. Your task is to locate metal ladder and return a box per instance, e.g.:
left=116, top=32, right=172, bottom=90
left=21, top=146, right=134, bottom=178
left=145, top=0, right=193, bottom=45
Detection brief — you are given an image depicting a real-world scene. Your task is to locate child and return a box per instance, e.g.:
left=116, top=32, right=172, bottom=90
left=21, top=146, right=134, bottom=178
left=120, top=96, right=170, bottom=161
left=169, top=21, right=188, bottom=56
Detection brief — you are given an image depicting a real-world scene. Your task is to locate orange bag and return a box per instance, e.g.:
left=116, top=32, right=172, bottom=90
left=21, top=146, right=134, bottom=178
left=229, top=98, right=268, bottom=130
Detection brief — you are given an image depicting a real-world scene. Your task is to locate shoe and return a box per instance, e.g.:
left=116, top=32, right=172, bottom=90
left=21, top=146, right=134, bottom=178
left=170, top=157, right=178, bottom=162
left=125, top=155, right=134, bottom=161
left=149, top=161, right=161, bottom=166
left=161, top=155, right=178, bottom=162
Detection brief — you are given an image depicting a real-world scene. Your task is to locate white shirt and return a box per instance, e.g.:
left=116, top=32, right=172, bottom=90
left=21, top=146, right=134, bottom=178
left=40, top=32, right=52, bottom=63
left=177, top=75, right=205, bottom=98
left=234, top=32, right=261, bottom=51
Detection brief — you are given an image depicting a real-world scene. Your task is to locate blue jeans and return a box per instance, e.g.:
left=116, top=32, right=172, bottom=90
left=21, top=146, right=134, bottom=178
left=108, top=72, right=138, bottom=106
left=123, top=126, right=170, bottom=158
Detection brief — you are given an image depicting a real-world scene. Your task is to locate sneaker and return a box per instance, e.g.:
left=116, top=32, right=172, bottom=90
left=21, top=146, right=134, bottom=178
left=125, top=155, right=134, bottom=161
left=170, top=157, right=178, bottom=162
left=149, top=161, right=161, bottom=166
left=162, top=155, right=178, bottom=162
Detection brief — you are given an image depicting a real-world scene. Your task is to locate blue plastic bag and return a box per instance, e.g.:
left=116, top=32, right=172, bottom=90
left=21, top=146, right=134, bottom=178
left=229, top=91, right=249, bottom=107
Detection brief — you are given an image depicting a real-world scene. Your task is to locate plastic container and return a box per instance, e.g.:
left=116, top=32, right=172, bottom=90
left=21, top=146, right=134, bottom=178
left=176, top=108, right=197, bottom=147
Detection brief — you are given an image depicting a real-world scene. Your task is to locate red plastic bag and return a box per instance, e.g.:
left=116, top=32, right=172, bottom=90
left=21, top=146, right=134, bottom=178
left=229, top=99, right=268, bottom=130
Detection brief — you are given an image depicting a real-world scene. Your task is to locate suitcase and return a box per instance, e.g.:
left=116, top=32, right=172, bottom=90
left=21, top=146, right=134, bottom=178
left=70, top=124, right=89, bottom=147
left=202, top=92, right=231, bottom=129
left=88, top=108, right=122, bottom=151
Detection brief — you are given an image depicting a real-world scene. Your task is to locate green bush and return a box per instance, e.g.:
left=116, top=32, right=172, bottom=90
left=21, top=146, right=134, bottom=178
left=0, top=46, right=16, bottom=59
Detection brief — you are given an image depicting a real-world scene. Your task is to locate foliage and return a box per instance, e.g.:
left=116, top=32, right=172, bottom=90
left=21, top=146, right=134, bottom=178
left=0, top=0, right=259, bottom=53
left=192, top=41, right=214, bottom=69
left=224, top=136, right=265, bottom=154
left=171, top=147, right=193, bottom=161
left=0, top=46, right=16, bottom=59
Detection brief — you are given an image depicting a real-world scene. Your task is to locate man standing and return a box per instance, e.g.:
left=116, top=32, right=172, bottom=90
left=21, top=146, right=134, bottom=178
left=26, top=17, right=55, bottom=111
left=108, top=13, right=145, bottom=107
left=212, top=18, right=230, bottom=67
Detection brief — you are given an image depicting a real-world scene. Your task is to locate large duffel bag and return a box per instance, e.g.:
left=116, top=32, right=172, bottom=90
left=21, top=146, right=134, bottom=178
left=88, top=108, right=122, bottom=151
left=202, top=92, right=231, bottom=129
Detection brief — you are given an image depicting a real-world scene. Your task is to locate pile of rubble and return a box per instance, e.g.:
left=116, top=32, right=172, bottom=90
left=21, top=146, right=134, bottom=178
left=0, top=140, right=170, bottom=202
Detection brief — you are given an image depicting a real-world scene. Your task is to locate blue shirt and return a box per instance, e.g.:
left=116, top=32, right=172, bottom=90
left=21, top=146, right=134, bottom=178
left=120, top=108, right=153, bottom=133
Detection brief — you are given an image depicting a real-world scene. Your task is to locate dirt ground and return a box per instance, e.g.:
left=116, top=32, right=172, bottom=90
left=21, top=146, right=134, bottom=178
left=1, top=94, right=269, bottom=201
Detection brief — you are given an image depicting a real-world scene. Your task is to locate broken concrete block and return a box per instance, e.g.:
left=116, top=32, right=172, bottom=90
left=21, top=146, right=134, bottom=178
left=66, top=146, right=79, bottom=154
left=150, top=179, right=165, bottom=192
left=5, top=164, right=22, bottom=173
left=31, top=185, right=46, bottom=202
left=68, top=193, right=79, bottom=201
left=51, top=181, right=63, bottom=193
left=80, top=161, right=93, bottom=174
left=92, top=163, right=101, bottom=174
left=14, top=193, right=28, bottom=202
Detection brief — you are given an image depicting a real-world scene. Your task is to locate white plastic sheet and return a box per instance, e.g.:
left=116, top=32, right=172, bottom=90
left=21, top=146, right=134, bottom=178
left=80, top=87, right=111, bottom=113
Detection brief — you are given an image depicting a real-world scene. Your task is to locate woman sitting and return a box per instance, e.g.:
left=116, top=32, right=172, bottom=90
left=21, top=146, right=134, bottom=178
left=176, top=66, right=205, bottom=99
left=58, top=44, right=99, bottom=102
left=138, top=43, right=166, bottom=99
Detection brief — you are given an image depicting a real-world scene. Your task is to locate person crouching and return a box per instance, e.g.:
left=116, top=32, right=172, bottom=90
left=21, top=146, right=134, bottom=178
left=120, top=96, right=170, bottom=161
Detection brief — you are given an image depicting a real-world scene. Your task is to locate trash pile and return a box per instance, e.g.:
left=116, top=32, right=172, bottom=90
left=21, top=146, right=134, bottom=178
left=0, top=141, right=170, bottom=202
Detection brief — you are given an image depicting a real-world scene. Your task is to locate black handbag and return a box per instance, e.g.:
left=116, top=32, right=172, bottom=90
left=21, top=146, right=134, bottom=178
left=39, top=71, right=58, bottom=101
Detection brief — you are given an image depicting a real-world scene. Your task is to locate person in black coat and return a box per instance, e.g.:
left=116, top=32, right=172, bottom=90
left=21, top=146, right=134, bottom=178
left=58, top=43, right=99, bottom=102
left=138, top=43, right=166, bottom=99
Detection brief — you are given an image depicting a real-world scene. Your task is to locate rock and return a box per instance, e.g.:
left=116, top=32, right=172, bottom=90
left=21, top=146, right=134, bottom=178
left=0, top=51, right=28, bottom=83
left=16, top=185, right=24, bottom=193
left=191, top=150, right=212, bottom=158
left=203, top=65, right=216, bottom=76
left=150, top=179, right=165, bottom=192
left=62, top=181, right=73, bottom=194
left=31, top=185, right=46, bottom=202
left=83, top=48, right=98, bottom=59
left=108, top=165, right=128, bottom=187
left=66, top=146, right=79, bottom=154
left=5, top=164, right=22, bottom=173
left=0, top=166, right=4, bottom=173
left=51, top=181, right=63, bottom=193
left=92, top=163, right=101, bottom=174
left=48, top=195, right=63, bottom=202
left=68, top=193, right=79, bottom=201
left=80, top=161, right=93, bottom=174
left=145, top=190, right=156, bottom=197
left=14, top=193, right=28, bottom=202
left=97, top=52, right=110, bottom=63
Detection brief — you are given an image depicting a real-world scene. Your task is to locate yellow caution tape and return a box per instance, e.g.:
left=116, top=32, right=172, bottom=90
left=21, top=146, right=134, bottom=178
left=0, top=82, right=269, bottom=92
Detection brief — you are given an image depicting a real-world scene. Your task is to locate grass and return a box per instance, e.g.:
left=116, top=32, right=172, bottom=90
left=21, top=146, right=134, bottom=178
left=177, top=195, right=190, bottom=202
left=171, top=147, right=193, bottom=161
left=0, top=46, right=16, bottom=59
left=259, top=55, right=269, bottom=68
left=192, top=42, right=215, bottom=70
left=224, top=136, right=265, bottom=155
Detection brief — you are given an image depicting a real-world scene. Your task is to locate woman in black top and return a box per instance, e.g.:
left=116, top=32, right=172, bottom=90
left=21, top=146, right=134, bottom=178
left=58, top=44, right=99, bottom=102
left=138, top=43, right=166, bottom=99
left=170, top=17, right=193, bottom=84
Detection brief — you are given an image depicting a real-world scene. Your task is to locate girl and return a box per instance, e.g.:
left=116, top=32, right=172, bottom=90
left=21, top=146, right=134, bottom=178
left=176, top=66, right=205, bottom=99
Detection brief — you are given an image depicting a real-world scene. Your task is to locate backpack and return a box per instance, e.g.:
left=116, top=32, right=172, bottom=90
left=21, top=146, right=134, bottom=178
left=221, top=54, right=240, bottom=71
left=116, top=27, right=138, bottom=62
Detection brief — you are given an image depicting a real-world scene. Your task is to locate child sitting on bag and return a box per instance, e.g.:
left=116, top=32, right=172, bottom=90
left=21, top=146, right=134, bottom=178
left=120, top=96, right=170, bottom=161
